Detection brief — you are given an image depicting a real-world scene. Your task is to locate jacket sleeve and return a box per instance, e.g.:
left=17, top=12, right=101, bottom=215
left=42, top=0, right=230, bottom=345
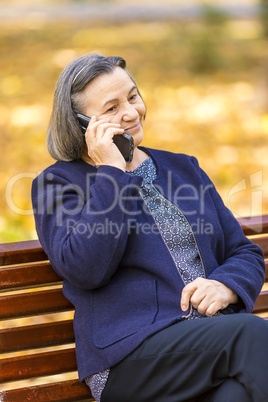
left=191, top=156, right=265, bottom=312
left=32, top=165, right=143, bottom=290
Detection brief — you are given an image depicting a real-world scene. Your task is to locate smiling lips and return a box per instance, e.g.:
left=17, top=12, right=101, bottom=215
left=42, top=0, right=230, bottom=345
left=124, top=121, right=141, bottom=133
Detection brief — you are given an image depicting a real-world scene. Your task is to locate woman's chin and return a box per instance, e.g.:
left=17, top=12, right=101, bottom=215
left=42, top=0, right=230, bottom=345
left=132, top=129, right=144, bottom=148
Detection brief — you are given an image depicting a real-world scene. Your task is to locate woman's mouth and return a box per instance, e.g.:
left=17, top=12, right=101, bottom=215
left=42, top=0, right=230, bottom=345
left=124, top=122, right=141, bottom=134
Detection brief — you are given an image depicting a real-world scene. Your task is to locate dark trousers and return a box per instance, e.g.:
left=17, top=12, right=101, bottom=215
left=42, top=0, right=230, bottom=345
left=101, top=314, right=268, bottom=402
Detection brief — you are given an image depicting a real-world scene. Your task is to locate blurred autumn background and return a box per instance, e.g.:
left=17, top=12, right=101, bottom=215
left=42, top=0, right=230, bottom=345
left=1, top=0, right=268, bottom=243
left=1, top=0, right=268, bottom=395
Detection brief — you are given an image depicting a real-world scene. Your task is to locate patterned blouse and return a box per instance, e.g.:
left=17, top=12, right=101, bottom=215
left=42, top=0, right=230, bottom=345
left=85, top=156, right=223, bottom=401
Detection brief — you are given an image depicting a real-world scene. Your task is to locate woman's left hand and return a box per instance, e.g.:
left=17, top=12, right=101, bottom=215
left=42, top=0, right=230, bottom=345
left=181, top=277, right=238, bottom=317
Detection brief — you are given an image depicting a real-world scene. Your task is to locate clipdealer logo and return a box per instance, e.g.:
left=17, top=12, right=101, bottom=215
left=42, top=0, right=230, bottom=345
left=4, top=169, right=265, bottom=234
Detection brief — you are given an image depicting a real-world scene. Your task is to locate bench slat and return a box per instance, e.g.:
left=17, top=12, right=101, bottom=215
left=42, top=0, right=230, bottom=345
left=251, top=236, right=268, bottom=257
left=237, top=214, right=268, bottom=235
left=1, top=349, right=77, bottom=382
left=0, top=262, right=62, bottom=291
left=0, top=320, right=74, bottom=354
left=0, top=289, right=73, bottom=320
left=0, top=240, right=47, bottom=266
left=0, top=379, right=93, bottom=402
left=1, top=256, right=266, bottom=291
left=253, top=291, right=268, bottom=314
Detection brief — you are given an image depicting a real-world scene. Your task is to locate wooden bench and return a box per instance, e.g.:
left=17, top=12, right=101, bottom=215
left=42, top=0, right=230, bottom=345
left=0, top=215, right=268, bottom=401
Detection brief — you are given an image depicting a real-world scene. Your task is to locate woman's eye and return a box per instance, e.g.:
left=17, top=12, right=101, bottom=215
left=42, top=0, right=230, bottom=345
left=129, top=94, right=137, bottom=101
left=106, top=106, right=116, bottom=113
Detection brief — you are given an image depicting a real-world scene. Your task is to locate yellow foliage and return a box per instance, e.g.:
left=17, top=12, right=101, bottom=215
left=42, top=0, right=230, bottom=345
left=261, top=115, right=268, bottom=135
left=0, top=15, right=268, bottom=242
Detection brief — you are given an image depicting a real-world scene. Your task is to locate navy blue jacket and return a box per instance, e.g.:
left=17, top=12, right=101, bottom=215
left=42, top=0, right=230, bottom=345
left=31, top=147, right=265, bottom=381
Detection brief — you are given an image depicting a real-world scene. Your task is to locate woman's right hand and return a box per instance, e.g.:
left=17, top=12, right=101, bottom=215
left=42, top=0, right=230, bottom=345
left=84, top=116, right=127, bottom=171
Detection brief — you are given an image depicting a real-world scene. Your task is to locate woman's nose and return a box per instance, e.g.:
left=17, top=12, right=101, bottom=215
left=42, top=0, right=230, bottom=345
left=121, top=104, right=139, bottom=122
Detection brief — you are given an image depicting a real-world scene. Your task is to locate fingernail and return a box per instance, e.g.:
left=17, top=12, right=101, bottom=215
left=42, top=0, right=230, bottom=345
left=181, top=304, right=187, bottom=311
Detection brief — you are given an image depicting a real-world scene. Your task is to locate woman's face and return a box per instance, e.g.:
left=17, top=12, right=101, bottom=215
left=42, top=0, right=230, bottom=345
left=82, top=67, right=146, bottom=148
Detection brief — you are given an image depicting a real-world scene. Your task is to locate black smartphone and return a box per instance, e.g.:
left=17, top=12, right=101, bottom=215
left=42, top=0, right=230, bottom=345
left=76, top=113, right=134, bottom=163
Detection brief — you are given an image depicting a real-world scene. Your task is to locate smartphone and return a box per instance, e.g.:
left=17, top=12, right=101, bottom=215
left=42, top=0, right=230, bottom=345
left=76, top=113, right=134, bottom=163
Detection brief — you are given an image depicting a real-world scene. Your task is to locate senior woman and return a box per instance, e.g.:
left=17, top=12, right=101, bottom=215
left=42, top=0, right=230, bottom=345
left=32, top=53, right=268, bottom=402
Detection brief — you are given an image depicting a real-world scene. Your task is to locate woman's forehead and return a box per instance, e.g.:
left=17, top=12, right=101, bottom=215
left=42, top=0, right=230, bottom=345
left=83, top=68, right=135, bottom=106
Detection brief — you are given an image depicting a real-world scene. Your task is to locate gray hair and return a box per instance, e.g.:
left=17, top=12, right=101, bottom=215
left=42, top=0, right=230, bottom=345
left=47, top=53, right=137, bottom=161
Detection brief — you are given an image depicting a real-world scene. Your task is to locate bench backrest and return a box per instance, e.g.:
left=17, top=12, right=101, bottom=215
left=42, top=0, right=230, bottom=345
left=0, top=215, right=268, bottom=401
left=0, top=241, right=93, bottom=401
